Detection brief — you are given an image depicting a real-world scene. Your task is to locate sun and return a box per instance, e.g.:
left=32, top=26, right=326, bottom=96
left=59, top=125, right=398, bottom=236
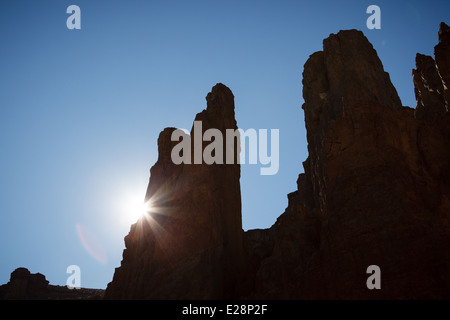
left=120, top=194, right=153, bottom=226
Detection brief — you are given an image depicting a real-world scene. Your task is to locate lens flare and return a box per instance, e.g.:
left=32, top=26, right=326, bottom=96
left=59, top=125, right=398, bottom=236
left=76, top=223, right=107, bottom=264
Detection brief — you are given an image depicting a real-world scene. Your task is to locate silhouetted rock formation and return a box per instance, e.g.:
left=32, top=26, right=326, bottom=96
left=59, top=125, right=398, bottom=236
left=414, top=23, right=450, bottom=120
left=0, top=268, right=49, bottom=300
left=435, top=22, right=450, bottom=110
left=105, top=84, right=245, bottom=299
left=0, top=268, right=104, bottom=300
left=105, top=23, right=450, bottom=299
left=245, top=23, right=450, bottom=299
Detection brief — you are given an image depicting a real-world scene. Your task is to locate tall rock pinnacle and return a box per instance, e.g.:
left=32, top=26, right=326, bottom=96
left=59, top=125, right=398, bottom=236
left=301, top=29, right=403, bottom=214
left=105, top=83, right=245, bottom=299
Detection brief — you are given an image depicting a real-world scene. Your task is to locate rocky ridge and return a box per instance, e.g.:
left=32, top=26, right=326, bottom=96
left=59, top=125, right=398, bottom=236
left=3, top=22, right=450, bottom=300
left=104, top=22, right=450, bottom=299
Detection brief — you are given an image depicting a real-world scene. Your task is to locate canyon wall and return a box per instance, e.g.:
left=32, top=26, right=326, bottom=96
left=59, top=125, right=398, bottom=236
left=105, top=23, right=450, bottom=299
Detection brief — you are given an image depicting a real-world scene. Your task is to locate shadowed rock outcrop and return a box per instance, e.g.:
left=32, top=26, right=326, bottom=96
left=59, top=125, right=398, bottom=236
left=0, top=268, right=104, bottom=300
left=435, top=22, right=450, bottom=109
left=0, top=268, right=49, bottom=300
left=245, top=23, right=450, bottom=299
left=105, top=84, right=245, bottom=299
left=414, top=23, right=450, bottom=120
left=105, top=23, right=450, bottom=299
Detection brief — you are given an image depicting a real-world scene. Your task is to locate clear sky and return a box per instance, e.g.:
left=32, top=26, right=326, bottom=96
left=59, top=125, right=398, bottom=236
left=0, top=0, right=448, bottom=289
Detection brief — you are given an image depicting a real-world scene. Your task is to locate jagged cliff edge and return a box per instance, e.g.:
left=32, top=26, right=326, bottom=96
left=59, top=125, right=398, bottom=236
left=101, top=22, right=450, bottom=299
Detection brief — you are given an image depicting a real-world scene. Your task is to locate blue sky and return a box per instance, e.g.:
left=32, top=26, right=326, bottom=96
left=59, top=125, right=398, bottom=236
left=0, top=0, right=448, bottom=289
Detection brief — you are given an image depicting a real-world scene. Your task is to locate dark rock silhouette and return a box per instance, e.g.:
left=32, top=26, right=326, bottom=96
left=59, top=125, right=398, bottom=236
left=4, top=23, right=450, bottom=300
left=0, top=268, right=49, bottom=300
left=105, top=83, right=245, bottom=299
left=413, top=53, right=446, bottom=120
left=435, top=22, right=450, bottom=109
left=0, top=267, right=104, bottom=300
left=104, top=23, right=450, bottom=299
left=246, top=23, right=450, bottom=299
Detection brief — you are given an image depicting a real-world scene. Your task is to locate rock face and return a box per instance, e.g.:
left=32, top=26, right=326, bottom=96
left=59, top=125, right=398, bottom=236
left=435, top=22, right=450, bottom=110
left=414, top=22, right=450, bottom=120
left=413, top=53, right=446, bottom=120
left=245, top=24, right=450, bottom=299
left=105, top=23, right=450, bottom=299
left=105, top=83, right=245, bottom=299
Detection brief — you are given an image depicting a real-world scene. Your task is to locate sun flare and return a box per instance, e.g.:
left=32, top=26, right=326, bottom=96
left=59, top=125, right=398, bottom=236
left=120, top=194, right=153, bottom=226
